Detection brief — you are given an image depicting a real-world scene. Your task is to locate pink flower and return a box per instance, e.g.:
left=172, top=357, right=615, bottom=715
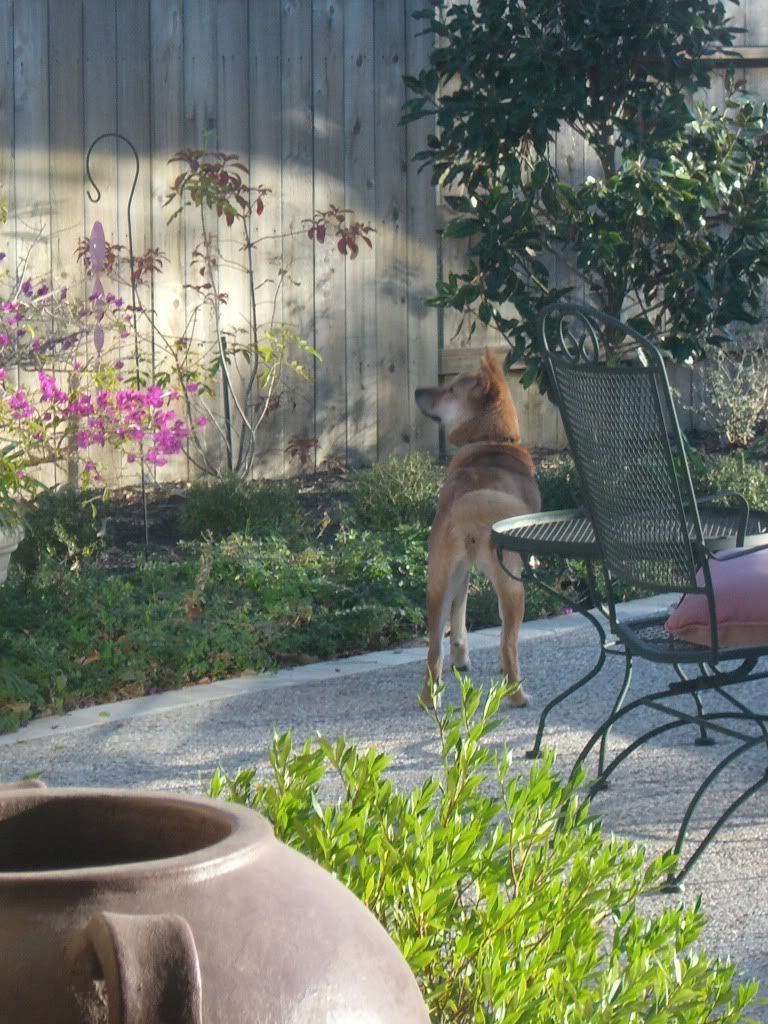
left=186, top=381, right=199, bottom=393
left=196, top=416, right=208, bottom=428
left=145, top=385, right=164, bottom=408
left=38, top=372, right=69, bottom=404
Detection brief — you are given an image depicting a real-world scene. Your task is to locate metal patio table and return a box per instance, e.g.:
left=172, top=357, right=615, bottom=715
left=492, top=505, right=768, bottom=766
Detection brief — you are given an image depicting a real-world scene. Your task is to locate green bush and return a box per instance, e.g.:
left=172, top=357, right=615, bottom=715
left=349, top=453, right=443, bottom=530
left=535, top=452, right=581, bottom=511
left=15, top=487, right=102, bottom=571
left=211, top=679, right=757, bottom=1023
left=178, top=477, right=306, bottom=541
left=688, top=449, right=768, bottom=512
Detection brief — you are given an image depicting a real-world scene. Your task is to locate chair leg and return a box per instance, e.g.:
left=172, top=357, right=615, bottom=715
left=526, top=604, right=608, bottom=760
left=664, top=736, right=768, bottom=891
left=673, top=664, right=715, bottom=746
left=596, top=649, right=633, bottom=780
left=570, top=692, right=753, bottom=793
left=718, top=686, right=768, bottom=745
left=691, top=690, right=716, bottom=746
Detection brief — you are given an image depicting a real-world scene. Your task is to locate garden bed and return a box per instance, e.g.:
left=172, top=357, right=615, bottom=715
left=1, top=445, right=766, bottom=734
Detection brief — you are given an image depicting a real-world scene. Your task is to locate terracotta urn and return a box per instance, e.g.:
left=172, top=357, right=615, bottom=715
left=0, top=783, right=429, bottom=1023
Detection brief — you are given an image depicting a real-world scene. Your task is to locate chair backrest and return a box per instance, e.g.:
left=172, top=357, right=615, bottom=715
left=539, top=303, right=707, bottom=612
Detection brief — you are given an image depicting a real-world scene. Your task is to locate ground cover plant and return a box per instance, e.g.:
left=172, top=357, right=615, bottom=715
left=1, top=446, right=765, bottom=733
left=210, top=679, right=760, bottom=1022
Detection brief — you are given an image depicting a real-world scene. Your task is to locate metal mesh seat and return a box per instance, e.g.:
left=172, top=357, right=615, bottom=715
left=538, top=302, right=768, bottom=889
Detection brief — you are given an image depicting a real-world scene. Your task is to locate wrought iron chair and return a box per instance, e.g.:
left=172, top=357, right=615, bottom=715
left=538, top=302, right=768, bottom=889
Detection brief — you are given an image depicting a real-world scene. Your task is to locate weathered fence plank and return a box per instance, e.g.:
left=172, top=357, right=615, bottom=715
left=374, top=0, right=410, bottom=459
left=344, top=0, right=378, bottom=465
left=280, top=0, right=316, bottom=474
left=405, top=0, right=439, bottom=454
left=149, top=0, right=188, bottom=482
left=216, top=0, right=251, bottom=477
left=248, top=0, right=285, bottom=478
left=312, top=0, right=348, bottom=470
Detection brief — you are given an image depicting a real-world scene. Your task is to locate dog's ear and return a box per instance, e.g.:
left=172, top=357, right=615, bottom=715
left=478, top=347, right=505, bottom=398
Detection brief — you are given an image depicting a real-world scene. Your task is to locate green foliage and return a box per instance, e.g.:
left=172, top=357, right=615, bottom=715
left=535, top=452, right=581, bottom=510
left=693, top=346, right=768, bottom=448
left=14, top=487, right=102, bottom=572
left=211, top=679, right=758, bottom=1023
left=689, top=449, right=768, bottom=511
left=209, top=527, right=429, bottom=660
left=178, top=477, right=306, bottom=542
left=0, top=524, right=431, bottom=718
left=349, top=452, right=443, bottom=530
left=404, top=1, right=768, bottom=386
left=7, top=449, right=761, bottom=726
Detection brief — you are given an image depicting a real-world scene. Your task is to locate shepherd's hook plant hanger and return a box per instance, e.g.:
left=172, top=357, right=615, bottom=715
left=85, top=131, right=151, bottom=548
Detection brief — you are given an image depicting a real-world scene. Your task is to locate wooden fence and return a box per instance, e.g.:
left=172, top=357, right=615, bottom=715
left=3, top=1, right=768, bottom=486
left=1, top=0, right=439, bottom=486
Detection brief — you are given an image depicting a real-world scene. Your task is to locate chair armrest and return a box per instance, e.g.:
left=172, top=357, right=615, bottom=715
left=696, top=491, right=750, bottom=547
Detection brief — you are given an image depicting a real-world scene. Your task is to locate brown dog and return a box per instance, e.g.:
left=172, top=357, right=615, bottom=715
left=415, top=349, right=541, bottom=707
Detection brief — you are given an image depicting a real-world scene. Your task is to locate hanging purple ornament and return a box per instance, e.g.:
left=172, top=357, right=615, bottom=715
left=89, top=222, right=107, bottom=357
left=89, top=220, right=106, bottom=274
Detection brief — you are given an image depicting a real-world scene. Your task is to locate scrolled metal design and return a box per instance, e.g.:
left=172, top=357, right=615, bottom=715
left=555, top=308, right=602, bottom=364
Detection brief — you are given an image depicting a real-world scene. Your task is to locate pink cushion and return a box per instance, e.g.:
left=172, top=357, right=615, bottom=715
left=665, top=547, right=768, bottom=648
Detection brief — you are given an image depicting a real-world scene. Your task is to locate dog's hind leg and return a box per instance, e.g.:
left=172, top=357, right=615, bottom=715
left=449, top=569, right=471, bottom=672
left=488, top=547, right=529, bottom=708
left=422, top=550, right=468, bottom=708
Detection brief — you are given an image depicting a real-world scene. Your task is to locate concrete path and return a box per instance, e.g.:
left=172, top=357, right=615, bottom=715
left=2, top=594, right=767, bottom=1017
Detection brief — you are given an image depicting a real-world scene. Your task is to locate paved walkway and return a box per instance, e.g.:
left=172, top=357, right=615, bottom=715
left=1, top=594, right=766, bottom=1017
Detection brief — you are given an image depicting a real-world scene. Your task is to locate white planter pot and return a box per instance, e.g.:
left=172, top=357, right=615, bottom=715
left=0, top=524, right=23, bottom=585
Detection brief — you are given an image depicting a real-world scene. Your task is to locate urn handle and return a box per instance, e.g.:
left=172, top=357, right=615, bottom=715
left=83, top=911, right=202, bottom=1024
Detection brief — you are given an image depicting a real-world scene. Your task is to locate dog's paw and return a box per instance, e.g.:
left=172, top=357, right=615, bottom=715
left=451, top=653, right=471, bottom=673
left=507, top=679, right=529, bottom=708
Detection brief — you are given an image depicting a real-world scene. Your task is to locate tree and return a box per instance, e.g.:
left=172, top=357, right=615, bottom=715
left=403, top=0, right=768, bottom=386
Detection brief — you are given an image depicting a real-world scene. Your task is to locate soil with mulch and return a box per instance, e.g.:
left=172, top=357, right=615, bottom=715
left=94, top=470, right=354, bottom=570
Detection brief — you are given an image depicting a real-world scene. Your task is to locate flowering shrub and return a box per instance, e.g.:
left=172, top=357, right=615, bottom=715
left=0, top=148, right=373, bottom=504
left=0, top=256, right=192, bottom=507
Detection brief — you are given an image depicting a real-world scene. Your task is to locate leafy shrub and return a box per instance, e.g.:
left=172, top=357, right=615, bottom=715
left=349, top=453, right=443, bottom=530
left=693, top=345, right=768, bottom=448
left=209, top=527, right=429, bottom=659
left=14, top=487, right=102, bottom=572
left=688, top=449, right=768, bottom=512
left=535, top=452, right=580, bottom=510
left=178, top=476, right=306, bottom=541
left=211, top=679, right=757, bottom=1023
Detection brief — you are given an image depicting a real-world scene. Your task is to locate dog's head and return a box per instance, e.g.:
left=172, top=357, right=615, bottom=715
left=415, top=348, right=521, bottom=445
